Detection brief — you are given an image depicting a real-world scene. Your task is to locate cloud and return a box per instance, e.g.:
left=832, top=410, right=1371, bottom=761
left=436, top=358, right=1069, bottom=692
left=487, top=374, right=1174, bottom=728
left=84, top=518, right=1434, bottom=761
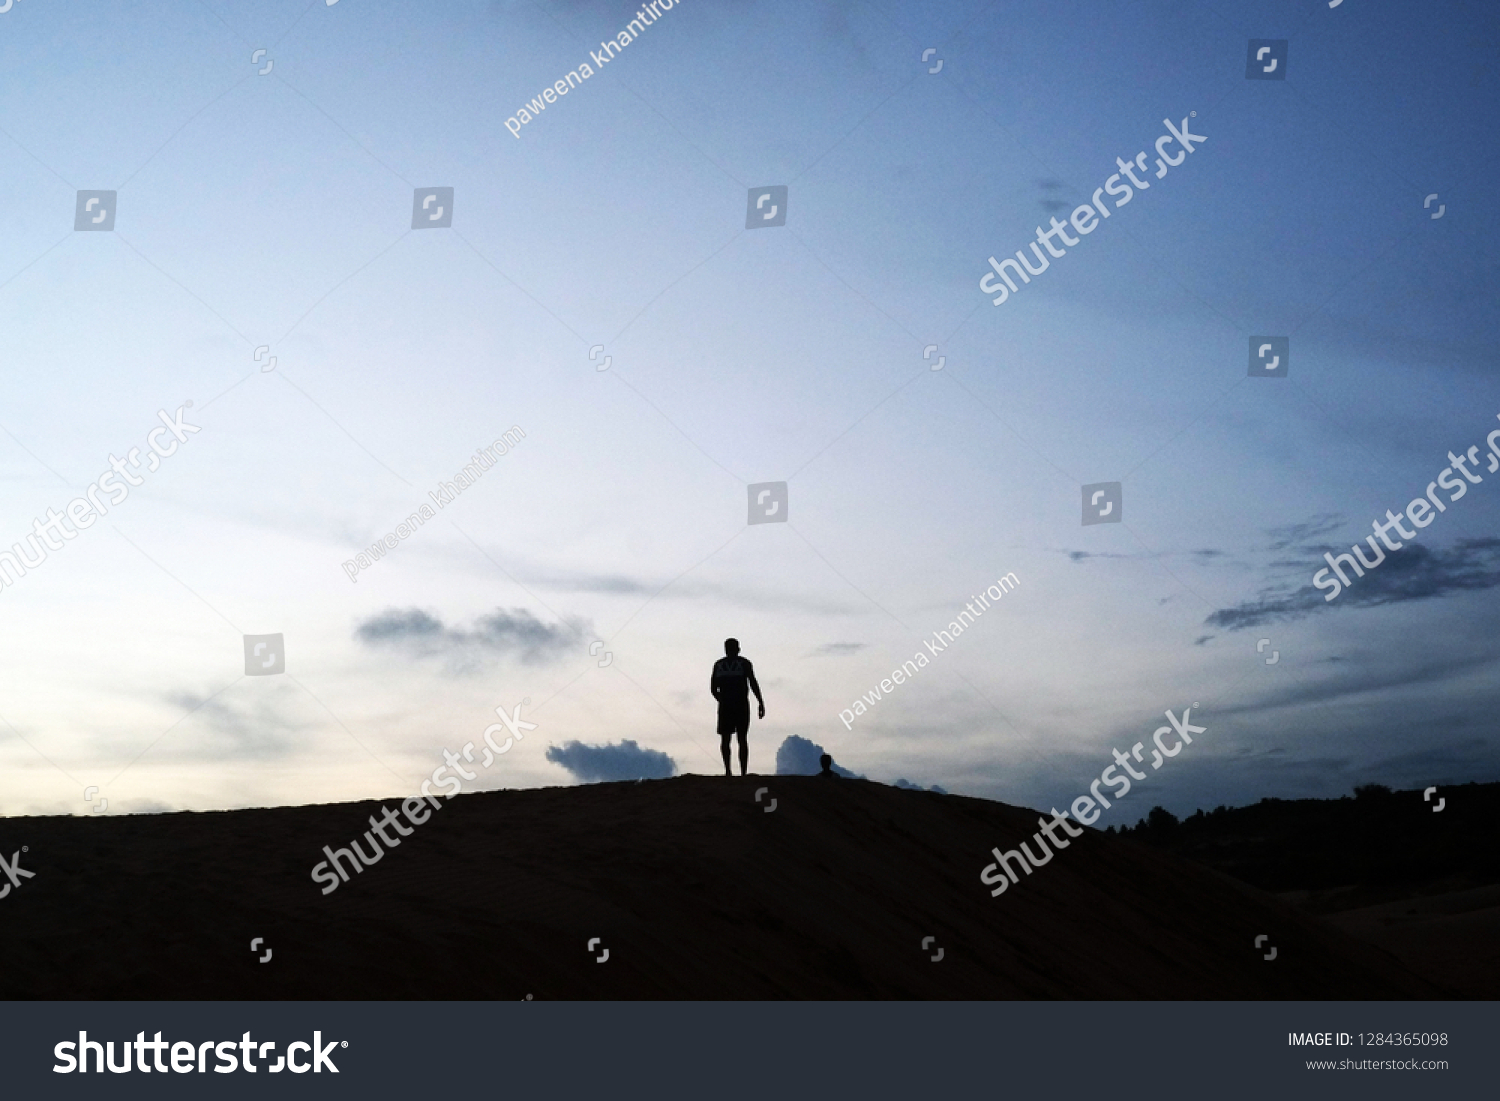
left=538, top=572, right=653, bottom=594
left=1209, top=650, right=1500, bottom=715
left=1035, top=180, right=1072, bottom=213
left=160, top=687, right=305, bottom=760
left=1206, top=539, right=1500, bottom=630
left=1200, top=582, right=1332, bottom=633
left=811, top=642, right=865, bottom=656
left=531, top=569, right=865, bottom=615
left=775, top=734, right=860, bottom=777
left=1065, top=547, right=1224, bottom=564
left=893, top=778, right=948, bottom=794
left=105, top=799, right=175, bottom=815
left=1357, top=737, right=1494, bottom=787
left=544, top=739, right=676, bottom=782
left=1265, top=514, right=1345, bottom=551
left=355, top=607, right=589, bottom=664
left=1169, top=738, right=1496, bottom=809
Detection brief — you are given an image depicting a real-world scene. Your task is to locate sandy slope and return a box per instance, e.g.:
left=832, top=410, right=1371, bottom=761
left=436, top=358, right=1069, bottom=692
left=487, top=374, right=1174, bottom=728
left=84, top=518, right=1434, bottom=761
left=0, top=777, right=1444, bottom=999
left=1324, top=884, right=1500, bottom=999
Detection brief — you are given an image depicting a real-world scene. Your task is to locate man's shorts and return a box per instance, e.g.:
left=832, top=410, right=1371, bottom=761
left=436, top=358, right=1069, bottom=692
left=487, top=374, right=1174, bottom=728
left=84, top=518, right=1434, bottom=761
left=717, top=704, right=750, bottom=739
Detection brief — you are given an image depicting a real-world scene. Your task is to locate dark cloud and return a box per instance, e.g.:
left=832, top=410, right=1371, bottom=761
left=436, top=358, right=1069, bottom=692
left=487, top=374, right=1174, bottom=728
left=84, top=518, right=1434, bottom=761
left=120, top=799, right=176, bottom=815
left=533, top=570, right=864, bottom=616
left=355, top=608, right=444, bottom=643
left=775, top=735, right=859, bottom=777
left=1265, top=514, right=1345, bottom=551
left=893, top=778, right=948, bottom=794
left=161, top=688, right=304, bottom=760
left=540, top=573, right=652, bottom=594
left=1357, top=737, right=1493, bottom=788
left=545, top=739, right=676, bottom=782
left=811, top=642, right=865, bottom=656
left=1067, top=547, right=1222, bottom=564
left=1036, top=180, right=1076, bottom=213
left=1202, top=582, right=1323, bottom=630
left=1206, top=539, right=1500, bottom=631
left=355, top=607, right=589, bottom=664
left=977, top=673, right=1500, bottom=816
left=1211, top=651, right=1500, bottom=715
left=1167, top=737, right=1495, bottom=808
left=1194, top=634, right=1214, bottom=645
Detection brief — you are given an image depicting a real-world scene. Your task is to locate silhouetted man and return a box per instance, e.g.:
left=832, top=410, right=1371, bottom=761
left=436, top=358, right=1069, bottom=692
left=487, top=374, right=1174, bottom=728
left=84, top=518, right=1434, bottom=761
left=818, top=753, right=840, bottom=778
left=711, top=638, right=763, bottom=776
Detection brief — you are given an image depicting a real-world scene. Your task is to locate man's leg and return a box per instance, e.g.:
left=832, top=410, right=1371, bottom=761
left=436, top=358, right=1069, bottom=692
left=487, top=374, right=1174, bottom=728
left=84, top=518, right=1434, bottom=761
left=718, top=712, right=733, bottom=776
left=738, top=727, right=748, bottom=776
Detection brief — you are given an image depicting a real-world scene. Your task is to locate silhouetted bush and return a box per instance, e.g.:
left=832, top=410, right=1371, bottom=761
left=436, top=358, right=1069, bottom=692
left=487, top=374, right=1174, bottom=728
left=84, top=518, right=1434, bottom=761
left=1146, top=806, right=1179, bottom=837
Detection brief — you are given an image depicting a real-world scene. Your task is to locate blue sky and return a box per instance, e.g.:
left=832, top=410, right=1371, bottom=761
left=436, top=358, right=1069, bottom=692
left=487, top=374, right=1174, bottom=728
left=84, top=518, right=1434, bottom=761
left=1, top=0, right=1497, bottom=822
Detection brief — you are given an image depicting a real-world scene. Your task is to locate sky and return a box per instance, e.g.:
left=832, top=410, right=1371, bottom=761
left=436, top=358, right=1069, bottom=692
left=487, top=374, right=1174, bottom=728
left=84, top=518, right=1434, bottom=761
left=1, top=0, right=1498, bottom=825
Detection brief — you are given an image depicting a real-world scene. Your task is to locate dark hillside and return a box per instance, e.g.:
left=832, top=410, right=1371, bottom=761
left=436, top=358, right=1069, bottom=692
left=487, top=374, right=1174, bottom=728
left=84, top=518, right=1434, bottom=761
left=0, top=776, right=1446, bottom=999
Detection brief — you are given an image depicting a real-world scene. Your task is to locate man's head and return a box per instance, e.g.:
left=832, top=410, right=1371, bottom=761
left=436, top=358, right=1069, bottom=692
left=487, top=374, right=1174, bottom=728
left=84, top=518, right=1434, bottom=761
left=819, top=753, right=833, bottom=774
left=724, top=638, right=740, bottom=656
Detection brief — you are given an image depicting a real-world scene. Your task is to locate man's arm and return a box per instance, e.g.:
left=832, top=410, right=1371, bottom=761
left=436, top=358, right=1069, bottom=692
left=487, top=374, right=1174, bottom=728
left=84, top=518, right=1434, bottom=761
left=710, top=662, right=721, bottom=702
left=748, top=663, right=765, bottom=718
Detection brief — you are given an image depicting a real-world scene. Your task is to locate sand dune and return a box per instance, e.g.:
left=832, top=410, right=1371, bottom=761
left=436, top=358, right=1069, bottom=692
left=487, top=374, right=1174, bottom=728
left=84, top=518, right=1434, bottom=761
left=0, top=777, right=1444, bottom=998
left=1324, top=884, right=1500, bottom=999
